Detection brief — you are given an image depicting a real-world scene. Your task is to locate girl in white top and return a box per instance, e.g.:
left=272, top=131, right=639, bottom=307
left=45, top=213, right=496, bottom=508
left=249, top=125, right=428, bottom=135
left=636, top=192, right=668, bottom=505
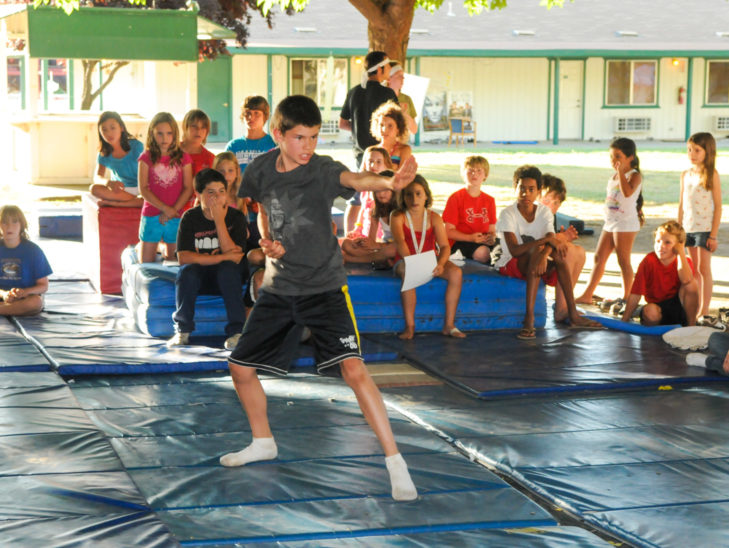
left=577, top=138, right=643, bottom=307
left=678, top=132, right=722, bottom=325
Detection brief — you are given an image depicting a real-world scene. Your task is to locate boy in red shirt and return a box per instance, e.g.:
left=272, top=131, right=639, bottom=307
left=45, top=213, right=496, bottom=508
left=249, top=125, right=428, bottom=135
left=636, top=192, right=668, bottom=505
left=621, top=220, right=699, bottom=326
left=442, top=155, right=497, bottom=264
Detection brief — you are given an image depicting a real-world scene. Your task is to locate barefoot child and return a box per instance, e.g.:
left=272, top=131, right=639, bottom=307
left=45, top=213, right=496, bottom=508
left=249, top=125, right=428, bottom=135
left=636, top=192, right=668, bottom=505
left=577, top=138, right=643, bottom=312
left=621, top=221, right=699, bottom=326
left=0, top=206, right=52, bottom=316
left=391, top=174, right=465, bottom=340
left=494, top=165, right=602, bottom=339
left=540, top=174, right=587, bottom=323
left=678, top=132, right=722, bottom=326
left=222, top=95, right=418, bottom=501
left=138, top=112, right=193, bottom=263
left=89, top=112, right=144, bottom=207
left=442, top=155, right=497, bottom=264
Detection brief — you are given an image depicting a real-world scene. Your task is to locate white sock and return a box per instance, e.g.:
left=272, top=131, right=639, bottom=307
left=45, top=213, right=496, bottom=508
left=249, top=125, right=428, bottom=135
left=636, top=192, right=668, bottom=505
left=385, top=453, right=418, bottom=501
left=220, top=437, right=278, bottom=467
left=686, top=353, right=709, bottom=367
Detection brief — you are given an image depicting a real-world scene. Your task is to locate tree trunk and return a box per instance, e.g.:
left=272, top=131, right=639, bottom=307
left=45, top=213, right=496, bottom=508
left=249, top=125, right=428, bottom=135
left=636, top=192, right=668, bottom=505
left=349, top=0, right=416, bottom=62
left=80, top=60, right=129, bottom=110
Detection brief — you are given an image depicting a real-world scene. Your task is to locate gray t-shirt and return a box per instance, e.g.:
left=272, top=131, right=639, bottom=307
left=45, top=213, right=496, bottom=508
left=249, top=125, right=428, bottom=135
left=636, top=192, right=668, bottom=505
left=241, top=149, right=353, bottom=295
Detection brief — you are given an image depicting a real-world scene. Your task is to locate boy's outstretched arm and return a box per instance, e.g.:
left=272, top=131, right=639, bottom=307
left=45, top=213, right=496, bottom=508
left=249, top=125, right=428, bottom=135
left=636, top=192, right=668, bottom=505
left=341, top=156, right=418, bottom=192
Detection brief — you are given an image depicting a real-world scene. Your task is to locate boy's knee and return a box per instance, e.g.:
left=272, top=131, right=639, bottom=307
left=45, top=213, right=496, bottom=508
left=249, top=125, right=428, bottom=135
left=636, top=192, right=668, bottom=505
left=340, top=358, right=368, bottom=386
left=641, top=303, right=661, bottom=325
left=177, top=262, right=203, bottom=281
left=228, top=362, right=257, bottom=383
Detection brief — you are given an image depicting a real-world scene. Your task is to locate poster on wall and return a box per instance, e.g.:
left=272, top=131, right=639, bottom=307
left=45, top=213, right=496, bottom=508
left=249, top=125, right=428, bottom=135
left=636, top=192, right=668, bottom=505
left=448, top=91, right=473, bottom=119
left=422, top=92, right=448, bottom=131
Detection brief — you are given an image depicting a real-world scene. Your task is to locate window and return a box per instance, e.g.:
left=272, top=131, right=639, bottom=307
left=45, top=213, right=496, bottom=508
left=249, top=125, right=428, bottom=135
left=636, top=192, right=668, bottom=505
left=605, top=60, right=657, bottom=106
left=707, top=61, right=729, bottom=104
left=290, top=58, right=348, bottom=108
left=7, top=57, right=23, bottom=111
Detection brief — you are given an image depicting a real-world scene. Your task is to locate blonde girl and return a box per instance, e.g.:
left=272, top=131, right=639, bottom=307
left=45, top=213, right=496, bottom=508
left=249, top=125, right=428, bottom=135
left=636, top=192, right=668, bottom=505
left=138, top=112, right=193, bottom=263
left=213, top=151, right=246, bottom=212
left=391, top=174, right=465, bottom=340
left=370, top=101, right=412, bottom=168
left=679, top=132, right=722, bottom=326
left=577, top=138, right=643, bottom=312
left=0, top=205, right=52, bottom=316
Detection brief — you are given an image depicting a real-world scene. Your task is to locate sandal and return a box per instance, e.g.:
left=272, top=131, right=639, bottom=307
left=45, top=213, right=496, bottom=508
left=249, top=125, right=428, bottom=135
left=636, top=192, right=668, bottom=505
left=517, top=326, right=536, bottom=340
left=443, top=326, right=466, bottom=338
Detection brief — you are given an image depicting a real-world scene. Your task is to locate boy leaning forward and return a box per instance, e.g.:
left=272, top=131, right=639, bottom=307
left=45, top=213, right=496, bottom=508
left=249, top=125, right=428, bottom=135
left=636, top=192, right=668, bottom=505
left=221, top=95, right=418, bottom=501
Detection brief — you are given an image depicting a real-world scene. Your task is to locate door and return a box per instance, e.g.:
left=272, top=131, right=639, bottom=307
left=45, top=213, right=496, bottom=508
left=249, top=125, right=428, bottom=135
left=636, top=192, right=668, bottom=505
left=197, top=56, right=232, bottom=143
left=558, top=60, right=583, bottom=140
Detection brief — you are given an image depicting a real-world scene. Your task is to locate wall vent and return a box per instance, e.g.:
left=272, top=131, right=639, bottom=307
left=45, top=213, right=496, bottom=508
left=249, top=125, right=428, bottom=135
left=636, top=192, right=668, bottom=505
left=714, top=116, right=729, bottom=131
left=613, top=117, right=651, bottom=132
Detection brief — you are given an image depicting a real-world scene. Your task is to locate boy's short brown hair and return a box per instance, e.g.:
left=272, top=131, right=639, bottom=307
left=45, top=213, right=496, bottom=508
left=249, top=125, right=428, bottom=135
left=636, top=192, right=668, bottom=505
left=656, top=220, right=686, bottom=245
left=241, top=95, right=270, bottom=122
left=270, top=95, right=322, bottom=135
left=542, top=174, right=566, bottom=202
left=462, top=155, right=490, bottom=178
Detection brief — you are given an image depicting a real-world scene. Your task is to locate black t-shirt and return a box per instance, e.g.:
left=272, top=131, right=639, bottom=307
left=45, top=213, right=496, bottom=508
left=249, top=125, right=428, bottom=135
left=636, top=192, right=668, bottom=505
left=176, top=205, right=247, bottom=255
left=340, top=80, right=398, bottom=155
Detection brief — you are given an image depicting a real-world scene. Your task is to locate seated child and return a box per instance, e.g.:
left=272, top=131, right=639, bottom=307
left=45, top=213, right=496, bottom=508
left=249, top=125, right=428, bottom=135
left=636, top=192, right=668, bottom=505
left=621, top=220, right=698, bottom=326
left=0, top=205, right=52, bottom=316
left=341, top=146, right=396, bottom=264
left=344, top=145, right=394, bottom=234
left=89, top=111, right=144, bottom=207
left=167, top=168, right=248, bottom=350
left=392, top=174, right=465, bottom=340
left=213, top=151, right=246, bottom=212
left=494, top=165, right=602, bottom=339
left=540, top=174, right=587, bottom=323
left=442, top=155, right=497, bottom=264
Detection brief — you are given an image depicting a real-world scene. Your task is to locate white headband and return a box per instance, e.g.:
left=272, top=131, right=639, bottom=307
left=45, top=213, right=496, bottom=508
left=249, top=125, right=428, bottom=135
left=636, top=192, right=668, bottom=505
left=361, top=57, right=391, bottom=88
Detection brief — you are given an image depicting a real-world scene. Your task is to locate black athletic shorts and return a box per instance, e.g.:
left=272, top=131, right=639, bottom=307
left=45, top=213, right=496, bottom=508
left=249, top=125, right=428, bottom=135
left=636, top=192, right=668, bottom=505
left=641, top=293, right=688, bottom=326
left=451, top=240, right=492, bottom=262
left=229, top=286, right=362, bottom=375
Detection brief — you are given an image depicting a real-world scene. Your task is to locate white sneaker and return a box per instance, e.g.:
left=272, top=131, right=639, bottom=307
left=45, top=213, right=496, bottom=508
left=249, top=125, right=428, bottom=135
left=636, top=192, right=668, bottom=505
left=166, top=332, right=190, bottom=347
left=686, top=353, right=708, bottom=367
left=224, top=333, right=241, bottom=350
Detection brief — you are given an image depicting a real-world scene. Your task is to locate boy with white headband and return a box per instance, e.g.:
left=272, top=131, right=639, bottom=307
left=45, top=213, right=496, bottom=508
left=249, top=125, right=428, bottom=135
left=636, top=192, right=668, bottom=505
left=340, top=51, right=399, bottom=231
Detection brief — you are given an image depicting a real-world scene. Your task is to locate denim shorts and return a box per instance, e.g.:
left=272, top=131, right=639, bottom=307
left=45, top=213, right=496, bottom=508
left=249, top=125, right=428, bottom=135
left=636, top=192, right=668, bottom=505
left=685, top=231, right=710, bottom=249
left=139, top=214, right=180, bottom=244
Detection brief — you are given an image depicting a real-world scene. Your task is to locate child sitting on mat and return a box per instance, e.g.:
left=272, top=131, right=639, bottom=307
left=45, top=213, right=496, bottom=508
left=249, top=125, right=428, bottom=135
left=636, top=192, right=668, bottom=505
left=621, top=220, right=699, bottom=326
left=442, top=155, right=497, bottom=265
left=540, top=174, right=587, bottom=324
left=0, top=205, right=52, bottom=316
left=494, top=165, right=602, bottom=339
left=222, top=94, right=418, bottom=501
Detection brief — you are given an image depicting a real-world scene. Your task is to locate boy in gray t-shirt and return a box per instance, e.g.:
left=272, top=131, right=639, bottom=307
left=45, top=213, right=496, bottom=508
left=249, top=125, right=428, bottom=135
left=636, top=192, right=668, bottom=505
left=224, top=95, right=418, bottom=501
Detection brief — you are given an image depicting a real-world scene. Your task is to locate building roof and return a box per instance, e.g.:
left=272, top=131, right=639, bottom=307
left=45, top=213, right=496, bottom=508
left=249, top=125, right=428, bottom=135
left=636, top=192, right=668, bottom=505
left=238, top=0, right=729, bottom=57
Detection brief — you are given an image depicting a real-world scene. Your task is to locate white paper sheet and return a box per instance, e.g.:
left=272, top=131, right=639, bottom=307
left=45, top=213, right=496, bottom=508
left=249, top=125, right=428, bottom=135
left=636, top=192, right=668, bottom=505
left=401, top=250, right=437, bottom=292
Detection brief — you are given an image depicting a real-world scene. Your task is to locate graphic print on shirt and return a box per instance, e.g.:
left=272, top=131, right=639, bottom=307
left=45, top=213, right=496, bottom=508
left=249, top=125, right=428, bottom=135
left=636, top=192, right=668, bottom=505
left=465, top=207, right=489, bottom=224
left=0, top=259, right=20, bottom=280
left=193, top=227, right=225, bottom=253
left=266, top=194, right=314, bottom=245
left=152, top=163, right=180, bottom=189
left=606, top=184, right=621, bottom=212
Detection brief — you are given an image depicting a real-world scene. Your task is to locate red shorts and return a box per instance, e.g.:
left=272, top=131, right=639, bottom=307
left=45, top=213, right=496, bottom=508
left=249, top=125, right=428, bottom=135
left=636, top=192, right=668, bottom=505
left=499, top=257, right=558, bottom=287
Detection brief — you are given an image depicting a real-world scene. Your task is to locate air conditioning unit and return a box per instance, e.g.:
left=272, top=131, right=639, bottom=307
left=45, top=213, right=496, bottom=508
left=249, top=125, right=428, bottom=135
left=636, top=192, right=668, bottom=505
left=320, top=119, right=340, bottom=135
left=714, top=116, right=729, bottom=132
left=613, top=117, right=651, bottom=133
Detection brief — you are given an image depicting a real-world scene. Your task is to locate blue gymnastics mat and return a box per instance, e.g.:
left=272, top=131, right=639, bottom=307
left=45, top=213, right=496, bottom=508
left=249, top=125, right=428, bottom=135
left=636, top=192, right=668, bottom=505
left=0, top=371, right=177, bottom=547
left=0, top=318, right=50, bottom=372
left=9, top=279, right=397, bottom=376
left=382, top=383, right=729, bottom=548
left=378, top=326, right=725, bottom=398
left=68, top=372, right=611, bottom=546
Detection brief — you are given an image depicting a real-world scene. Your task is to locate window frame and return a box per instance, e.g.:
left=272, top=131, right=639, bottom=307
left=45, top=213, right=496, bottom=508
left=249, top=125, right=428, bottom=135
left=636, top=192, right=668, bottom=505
left=704, top=60, right=729, bottom=107
left=288, top=56, right=348, bottom=113
left=603, top=58, right=659, bottom=108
